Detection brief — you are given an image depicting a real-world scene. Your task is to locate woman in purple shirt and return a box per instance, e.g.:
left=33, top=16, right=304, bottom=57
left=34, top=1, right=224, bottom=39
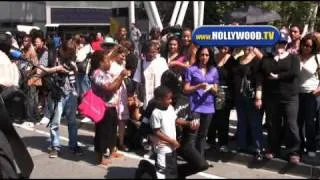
left=183, top=46, right=219, bottom=157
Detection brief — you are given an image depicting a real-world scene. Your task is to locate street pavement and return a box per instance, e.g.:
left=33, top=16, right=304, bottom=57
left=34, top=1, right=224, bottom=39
left=13, top=117, right=305, bottom=179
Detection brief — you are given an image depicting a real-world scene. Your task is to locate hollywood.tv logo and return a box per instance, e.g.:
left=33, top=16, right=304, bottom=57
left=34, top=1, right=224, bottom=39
left=192, top=25, right=281, bottom=47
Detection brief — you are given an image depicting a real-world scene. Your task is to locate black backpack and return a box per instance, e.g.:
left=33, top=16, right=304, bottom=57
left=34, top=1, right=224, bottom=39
left=42, top=73, right=66, bottom=101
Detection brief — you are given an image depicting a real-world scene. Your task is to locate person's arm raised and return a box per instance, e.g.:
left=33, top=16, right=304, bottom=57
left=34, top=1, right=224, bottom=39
left=102, top=69, right=128, bottom=93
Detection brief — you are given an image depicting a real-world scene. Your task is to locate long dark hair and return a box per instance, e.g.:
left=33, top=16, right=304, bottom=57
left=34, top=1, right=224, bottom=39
left=89, top=50, right=105, bottom=77
left=194, top=46, right=216, bottom=70
left=46, top=37, right=57, bottom=68
left=166, top=35, right=182, bottom=55
left=59, top=39, right=76, bottom=63
left=300, top=33, right=318, bottom=55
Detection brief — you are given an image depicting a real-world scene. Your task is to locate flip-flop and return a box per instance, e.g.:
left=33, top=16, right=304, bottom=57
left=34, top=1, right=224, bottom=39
left=99, top=158, right=112, bottom=167
left=110, top=152, right=124, bottom=159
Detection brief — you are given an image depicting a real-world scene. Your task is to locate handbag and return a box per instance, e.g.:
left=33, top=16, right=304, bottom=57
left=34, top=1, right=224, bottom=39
left=240, top=75, right=255, bottom=99
left=78, top=89, right=107, bottom=123
left=215, top=85, right=227, bottom=110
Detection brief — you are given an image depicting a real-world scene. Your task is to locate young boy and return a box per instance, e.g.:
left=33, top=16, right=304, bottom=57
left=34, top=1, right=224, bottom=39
left=149, top=85, right=199, bottom=179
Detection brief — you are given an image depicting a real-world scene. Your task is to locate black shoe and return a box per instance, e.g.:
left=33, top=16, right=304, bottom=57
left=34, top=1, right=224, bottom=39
left=118, top=144, right=130, bottom=152
left=70, top=146, right=84, bottom=156
left=255, top=152, right=263, bottom=161
left=137, top=160, right=157, bottom=179
left=135, top=167, right=144, bottom=178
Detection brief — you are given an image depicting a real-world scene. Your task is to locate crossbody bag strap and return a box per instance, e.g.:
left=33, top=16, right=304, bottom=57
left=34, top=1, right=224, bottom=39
left=315, top=54, right=320, bottom=80
left=140, top=58, right=145, bottom=85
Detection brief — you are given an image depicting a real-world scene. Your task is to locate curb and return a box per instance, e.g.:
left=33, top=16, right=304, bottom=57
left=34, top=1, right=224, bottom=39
left=205, top=148, right=320, bottom=178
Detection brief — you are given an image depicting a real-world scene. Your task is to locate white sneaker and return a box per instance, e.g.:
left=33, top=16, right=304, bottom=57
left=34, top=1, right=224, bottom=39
left=308, top=151, right=316, bottom=157
left=39, top=117, right=50, bottom=125
left=81, top=117, right=91, bottom=123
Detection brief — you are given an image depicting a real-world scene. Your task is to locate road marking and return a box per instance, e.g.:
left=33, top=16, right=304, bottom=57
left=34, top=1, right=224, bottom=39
left=13, top=123, right=224, bottom=179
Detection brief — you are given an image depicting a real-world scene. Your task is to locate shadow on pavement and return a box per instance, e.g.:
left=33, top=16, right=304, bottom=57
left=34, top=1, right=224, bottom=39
left=104, top=166, right=137, bottom=179
left=21, top=136, right=99, bottom=166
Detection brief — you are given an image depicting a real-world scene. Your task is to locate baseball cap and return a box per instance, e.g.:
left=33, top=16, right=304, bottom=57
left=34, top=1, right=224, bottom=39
left=100, top=36, right=118, bottom=47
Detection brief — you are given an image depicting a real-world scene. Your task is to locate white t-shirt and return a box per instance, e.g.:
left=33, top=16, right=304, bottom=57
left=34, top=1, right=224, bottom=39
left=0, top=51, right=20, bottom=87
left=299, top=54, right=320, bottom=93
left=150, top=105, right=177, bottom=153
left=76, top=44, right=93, bottom=62
left=109, top=61, right=129, bottom=120
left=133, top=54, right=168, bottom=109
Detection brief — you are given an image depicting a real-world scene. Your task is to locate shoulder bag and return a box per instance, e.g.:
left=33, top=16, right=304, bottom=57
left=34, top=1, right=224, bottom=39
left=78, top=89, right=108, bottom=123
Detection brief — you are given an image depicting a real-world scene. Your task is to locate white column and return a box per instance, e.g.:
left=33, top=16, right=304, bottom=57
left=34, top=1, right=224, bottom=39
left=129, top=1, right=135, bottom=25
left=169, top=1, right=182, bottom=27
left=198, top=1, right=205, bottom=26
left=175, top=1, right=189, bottom=26
left=143, top=1, right=156, bottom=28
left=149, top=1, right=163, bottom=30
left=193, top=1, right=199, bottom=28
left=46, top=3, right=51, bottom=25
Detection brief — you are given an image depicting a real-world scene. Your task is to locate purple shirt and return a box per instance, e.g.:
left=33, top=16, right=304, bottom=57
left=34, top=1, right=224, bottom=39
left=185, top=65, right=219, bottom=114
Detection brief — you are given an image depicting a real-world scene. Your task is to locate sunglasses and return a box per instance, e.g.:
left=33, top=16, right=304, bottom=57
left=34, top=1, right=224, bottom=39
left=302, top=44, right=312, bottom=48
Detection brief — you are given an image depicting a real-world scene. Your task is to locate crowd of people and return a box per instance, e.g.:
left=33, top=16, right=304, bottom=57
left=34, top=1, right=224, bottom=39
left=1, top=22, right=320, bottom=179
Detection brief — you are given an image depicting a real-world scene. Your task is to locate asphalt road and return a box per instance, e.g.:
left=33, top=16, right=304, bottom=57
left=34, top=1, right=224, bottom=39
left=13, top=121, right=305, bottom=179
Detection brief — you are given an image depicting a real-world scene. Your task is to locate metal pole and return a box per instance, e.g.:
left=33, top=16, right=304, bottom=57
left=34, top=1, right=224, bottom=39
left=198, top=1, right=205, bottom=26
left=143, top=1, right=156, bottom=29
left=129, top=1, right=135, bottom=25
left=149, top=1, right=163, bottom=30
left=169, top=1, right=182, bottom=27
left=193, top=1, right=199, bottom=28
left=175, top=1, right=189, bottom=26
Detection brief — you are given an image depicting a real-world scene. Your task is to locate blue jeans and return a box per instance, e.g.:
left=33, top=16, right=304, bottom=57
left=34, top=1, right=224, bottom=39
left=236, top=95, right=263, bottom=153
left=49, top=92, right=78, bottom=150
left=44, top=95, right=54, bottom=119
left=76, top=74, right=91, bottom=96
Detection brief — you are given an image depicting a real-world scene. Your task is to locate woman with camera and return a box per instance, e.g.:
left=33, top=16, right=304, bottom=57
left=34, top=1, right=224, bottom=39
left=231, top=46, right=264, bottom=160
left=37, top=39, right=84, bottom=158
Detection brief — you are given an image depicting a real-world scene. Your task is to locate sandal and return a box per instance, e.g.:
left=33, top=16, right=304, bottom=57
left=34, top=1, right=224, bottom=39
left=100, top=158, right=112, bottom=166
left=289, top=154, right=300, bottom=165
left=265, top=153, right=274, bottom=160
